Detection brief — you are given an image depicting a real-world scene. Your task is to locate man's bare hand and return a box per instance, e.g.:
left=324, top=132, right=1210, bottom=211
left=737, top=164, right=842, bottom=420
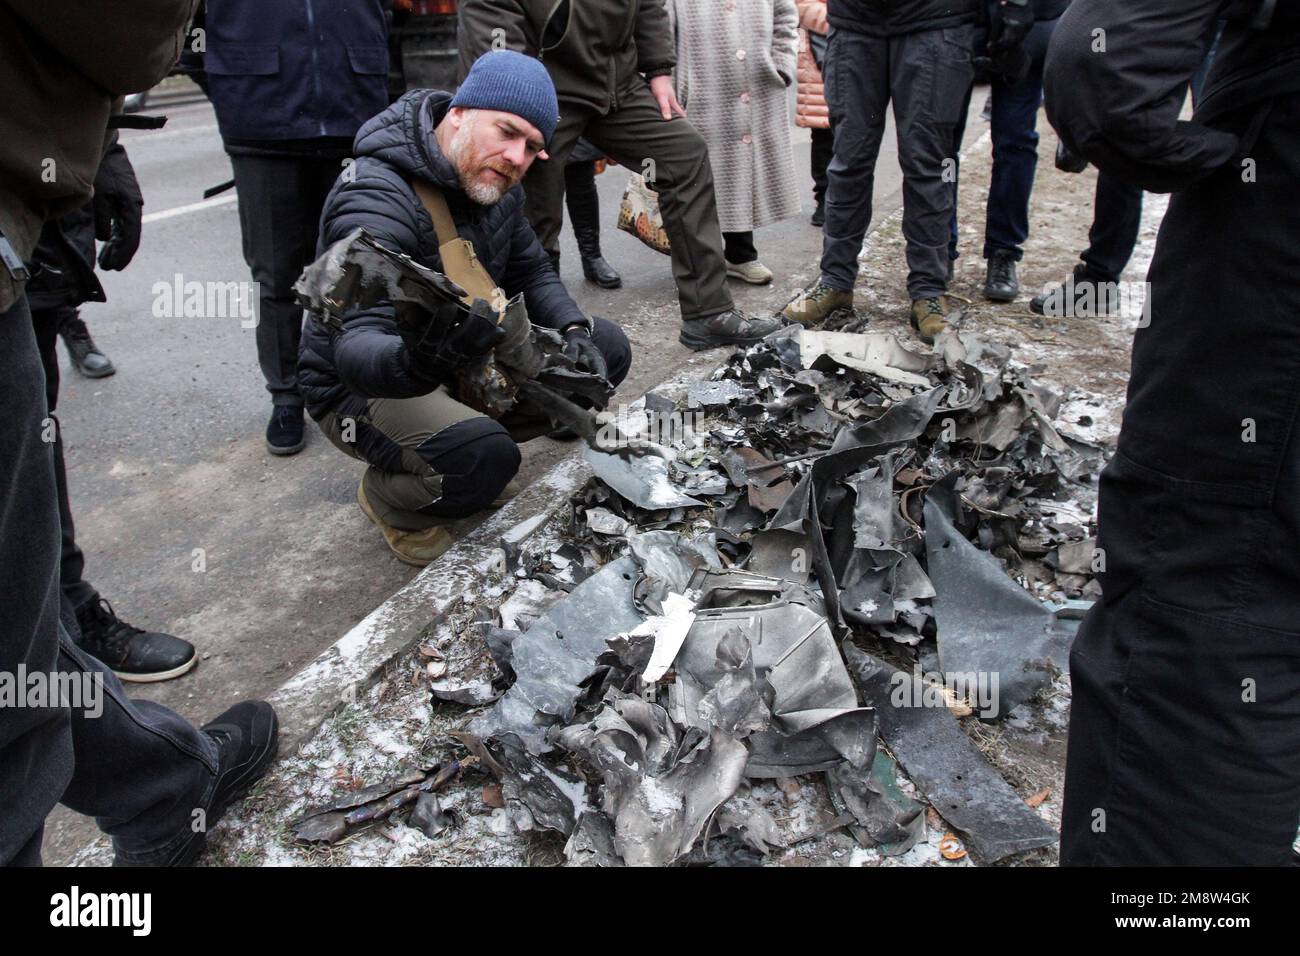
left=649, top=74, right=686, bottom=120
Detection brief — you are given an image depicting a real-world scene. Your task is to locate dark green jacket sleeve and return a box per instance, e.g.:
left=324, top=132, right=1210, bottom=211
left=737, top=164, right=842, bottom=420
left=634, top=0, right=676, bottom=75
left=457, top=0, right=531, bottom=80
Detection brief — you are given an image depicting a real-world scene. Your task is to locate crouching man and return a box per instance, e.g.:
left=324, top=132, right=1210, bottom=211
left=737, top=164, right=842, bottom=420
left=299, top=52, right=631, bottom=566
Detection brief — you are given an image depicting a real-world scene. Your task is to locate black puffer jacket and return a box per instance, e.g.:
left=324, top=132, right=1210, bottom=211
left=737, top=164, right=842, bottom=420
left=827, top=0, right=979, bottom=36
left=298, top=89, right=588, bottom=420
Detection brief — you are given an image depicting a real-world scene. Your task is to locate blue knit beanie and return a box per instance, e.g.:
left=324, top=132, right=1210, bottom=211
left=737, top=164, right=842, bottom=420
left=451, top=50, right=560, bottom=147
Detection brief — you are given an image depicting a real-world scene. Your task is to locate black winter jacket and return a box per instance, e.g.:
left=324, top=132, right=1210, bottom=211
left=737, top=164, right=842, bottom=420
left=827, top=0, right=979, bottom=37
left=200, top=0, right=389, bottom=143
left=297, top=90, right=588, bottom=420
left=1044, top=0, right=1300, bottom=193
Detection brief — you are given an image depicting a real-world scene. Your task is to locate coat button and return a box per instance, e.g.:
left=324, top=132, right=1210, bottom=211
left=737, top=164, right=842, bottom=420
left=742, top=133, right=752, bottom=144
left=736, top=49, right=746, bottom=61
left=725, top=0, right=735, bottom=10
left=740, top=91, right=750, bottom=104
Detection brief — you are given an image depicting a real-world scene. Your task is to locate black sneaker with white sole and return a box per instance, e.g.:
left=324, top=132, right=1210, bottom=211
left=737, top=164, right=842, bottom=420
left=75, top=598, right=197, bottom=683
left=116, top=700, right=279, bottom=866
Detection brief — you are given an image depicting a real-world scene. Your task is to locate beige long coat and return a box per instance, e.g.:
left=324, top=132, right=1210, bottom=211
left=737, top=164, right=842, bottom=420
left=667, top=0, right=801, bottom=233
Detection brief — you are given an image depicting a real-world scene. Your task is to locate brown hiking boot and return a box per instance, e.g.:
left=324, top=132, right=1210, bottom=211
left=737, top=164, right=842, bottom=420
left=357, top=481, right=456, bottom=567
left=909, top=296, right=958, bottom=345
left=780, top=281, right=855, bottom=327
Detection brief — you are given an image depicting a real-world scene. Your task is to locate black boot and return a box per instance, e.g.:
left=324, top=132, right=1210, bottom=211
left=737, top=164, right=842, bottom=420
left=566, top=163, right=621, bottom=289
left=811, top=195, right=826, bottom=228
left=75, top=597, right=197, bottom=683
left=983, top=251, right=1020, bottom=302
left=59, top=315, right=116, bottom=378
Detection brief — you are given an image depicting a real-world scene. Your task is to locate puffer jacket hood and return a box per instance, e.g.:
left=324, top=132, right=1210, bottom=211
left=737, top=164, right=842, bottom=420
left=351, top=89, right=457, bottom=187
left=297, top=89, right=587, bottom=420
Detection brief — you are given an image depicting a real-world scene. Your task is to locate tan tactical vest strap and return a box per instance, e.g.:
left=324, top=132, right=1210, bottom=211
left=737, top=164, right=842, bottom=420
left=410, top=178, right=501, bottom=312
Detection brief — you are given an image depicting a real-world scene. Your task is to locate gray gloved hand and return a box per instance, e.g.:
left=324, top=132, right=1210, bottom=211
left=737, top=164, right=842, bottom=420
left=562, top=325, right=607, bottom=381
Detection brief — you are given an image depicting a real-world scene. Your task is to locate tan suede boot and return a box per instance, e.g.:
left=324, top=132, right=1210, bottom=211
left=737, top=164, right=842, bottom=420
left=357, top=481, right=456, bottom=567
left=780, top=281, right=855, bottom=327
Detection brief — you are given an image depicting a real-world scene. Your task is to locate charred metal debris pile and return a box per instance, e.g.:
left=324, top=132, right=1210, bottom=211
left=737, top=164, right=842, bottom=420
left=314, top=326, right=1111, bottom=865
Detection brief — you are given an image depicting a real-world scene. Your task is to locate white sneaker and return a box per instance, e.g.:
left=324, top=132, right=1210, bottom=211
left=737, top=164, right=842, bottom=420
left=726, top=259, right=774, bottom=285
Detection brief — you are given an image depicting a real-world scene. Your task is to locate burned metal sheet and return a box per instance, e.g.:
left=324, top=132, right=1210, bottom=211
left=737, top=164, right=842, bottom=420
left=687, top=379, right=755, bottom=409
left=744, top=529, right=811, bottom=583
left=827, top=752, right=925, bottom=855
left=796, top=329, right=936, bottom=386
left=923, top=477, right=1072, bottom=716
left=469, top=555, right=643, bottom=751
left=555, top=690, right=749, bottom=866
left=842, top=642, right=1058, bottom=863
left=583, top=447, right=705, bottom=510
left=664, top=570, right=876, bottom=778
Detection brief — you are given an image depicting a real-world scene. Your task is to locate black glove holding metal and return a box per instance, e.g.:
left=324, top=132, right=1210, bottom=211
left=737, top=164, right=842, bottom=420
left=976, top=0, right=1034, bottom=84
left=92, top=141, right=144, bottom=271
left=399, top=297, right=506, bottom=385
left=562, top=324, right=607, bottom=381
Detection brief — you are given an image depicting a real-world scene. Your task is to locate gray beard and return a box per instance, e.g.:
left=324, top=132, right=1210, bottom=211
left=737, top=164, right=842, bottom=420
left=447, top=119, right=507, bottom=206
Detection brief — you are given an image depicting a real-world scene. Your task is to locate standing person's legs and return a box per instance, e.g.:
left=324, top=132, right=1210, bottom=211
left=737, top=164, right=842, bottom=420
left=819, top=29, right=891, bottom=292
left=56, top=628, right=223, bottom=865
left=587, top=85, right=735, bottom=321
left=1060, top=94, right=1300, bottom=865
left=891, top=24, right=975, bottom=301
left=809, top=125, right=835, bottom=210
left=230, top=154, right=335, bottom=409
left=723, top=231, right=758, bottom=266
left=564, top=160, right=601, bottom=259
left=983, top=17, right=1056, bottom=261
left=0, top=296, right=73, bottom=865
left=1080, top=170, right=1143, bottom=283
left=523, top=107, right=592, bottom=269
left=30, top=304, right=96, bottom=613
left=30, top=303, right=195, bottom=682
left=564, top=158, right=621, bottom=287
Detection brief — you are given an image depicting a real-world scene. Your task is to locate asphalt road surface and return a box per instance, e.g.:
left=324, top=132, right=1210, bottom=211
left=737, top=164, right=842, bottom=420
left=43, top=78, right=985, bottom=863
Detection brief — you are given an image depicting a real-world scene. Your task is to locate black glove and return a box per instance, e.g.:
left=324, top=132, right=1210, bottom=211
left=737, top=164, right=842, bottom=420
left=400, top=297, right=505, bottom=383
left=989, top=0, right=1034, bottom=56
left=977, top=0, right=1033, bottom=83
left=562, top=324, right=607, bottom=381
left=92, top=142, right=143, bottom=271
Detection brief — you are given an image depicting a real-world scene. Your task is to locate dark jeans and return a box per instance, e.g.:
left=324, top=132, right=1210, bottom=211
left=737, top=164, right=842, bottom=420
left=230, top=153, right=343, bottom=407
left=820, top=24, right=975, bottom=299
left=982, top=17, right=1058, bottom=260
left=525, top=82, right=734, bottom=322
left=31, top=302, right=98, bottom=612
left=1079, top=171, right=1143, bottom=283
left=723, top=231, right=758, bottom=265
left=1060, top=94, right=1300, bottom=865
left=0, top=297, right=218, bottom=867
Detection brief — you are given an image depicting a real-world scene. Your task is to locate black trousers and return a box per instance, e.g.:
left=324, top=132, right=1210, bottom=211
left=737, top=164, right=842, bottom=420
left=229, top=152, right=343, bottom=407
left=810, top=125, right=834, bottom=204
left=1079, top=171, right=1144, bottom=284
left=1060, top=94, right=1300, bottom=865
left=30, top=302, right=98, bottom=612
left=0, top=298, right=216, bottom=866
